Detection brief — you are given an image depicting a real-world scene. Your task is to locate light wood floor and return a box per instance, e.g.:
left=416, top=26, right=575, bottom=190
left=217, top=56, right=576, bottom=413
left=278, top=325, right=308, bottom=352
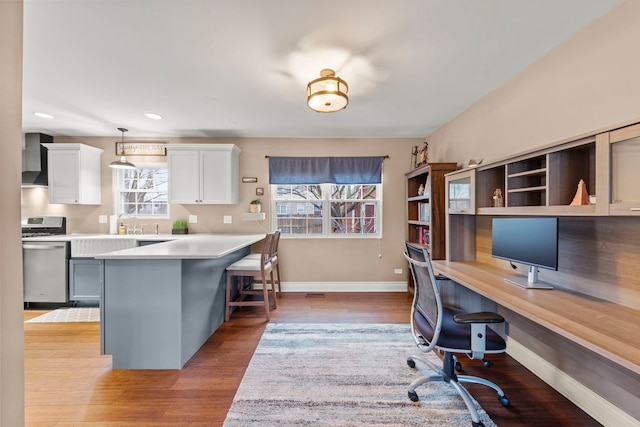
left=24, top=292, right=601, bottom=426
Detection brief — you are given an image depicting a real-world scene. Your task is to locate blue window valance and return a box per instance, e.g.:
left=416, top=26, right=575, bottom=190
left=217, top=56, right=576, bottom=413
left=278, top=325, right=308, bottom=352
left=269, top=156, right=384, bottom=184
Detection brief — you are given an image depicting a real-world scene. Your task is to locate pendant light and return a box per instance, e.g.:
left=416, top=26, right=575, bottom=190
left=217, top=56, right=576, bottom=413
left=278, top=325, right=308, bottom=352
left=110, top=127, right=136, bottom=169
left=307, top=69, right=349, bottom=112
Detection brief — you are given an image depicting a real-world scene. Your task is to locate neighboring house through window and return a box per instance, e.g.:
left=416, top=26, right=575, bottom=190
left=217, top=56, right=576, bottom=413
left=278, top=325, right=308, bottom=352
left=268, top=156, right=384, bottom=238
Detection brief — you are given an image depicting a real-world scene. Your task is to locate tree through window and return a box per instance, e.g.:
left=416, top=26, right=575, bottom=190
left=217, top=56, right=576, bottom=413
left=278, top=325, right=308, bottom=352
left=114, top=164, right=169, bottom=217
left=272, top=183, right=381, bottom=237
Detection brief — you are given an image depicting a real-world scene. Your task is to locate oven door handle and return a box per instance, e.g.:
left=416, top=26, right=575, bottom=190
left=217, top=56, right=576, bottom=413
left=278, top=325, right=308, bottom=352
left=22, top=244, right=67, bottom=250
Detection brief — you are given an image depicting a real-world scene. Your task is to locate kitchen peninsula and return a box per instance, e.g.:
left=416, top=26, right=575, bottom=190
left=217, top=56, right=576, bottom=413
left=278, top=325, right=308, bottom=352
left=95, top=233, right=264, bottom=369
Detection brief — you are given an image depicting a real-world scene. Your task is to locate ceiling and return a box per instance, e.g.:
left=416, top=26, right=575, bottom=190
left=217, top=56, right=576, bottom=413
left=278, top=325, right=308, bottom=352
left=21, top=0, right=621, bottom=139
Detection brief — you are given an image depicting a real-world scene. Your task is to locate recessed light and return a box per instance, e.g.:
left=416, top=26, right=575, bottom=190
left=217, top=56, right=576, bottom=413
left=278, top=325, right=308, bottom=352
left=33, top=112, right=54, bottom=119
left=144, top=113, right=163, bottom=120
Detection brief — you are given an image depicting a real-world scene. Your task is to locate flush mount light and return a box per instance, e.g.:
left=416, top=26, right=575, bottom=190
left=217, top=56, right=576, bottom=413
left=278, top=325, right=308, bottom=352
left=306, top=68, right=349, bottom=113
left=144, top=113, right=163, bottom=120
left=33, top=112, right=54, bottom=119
left=109, top=127, right=136, bottom=170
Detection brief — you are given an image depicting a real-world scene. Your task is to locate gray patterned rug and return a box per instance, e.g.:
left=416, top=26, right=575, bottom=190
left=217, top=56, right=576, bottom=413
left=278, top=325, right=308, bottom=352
left=223, top=323, right=497, bottom=427
left=25, top=307, right=100, bottom=323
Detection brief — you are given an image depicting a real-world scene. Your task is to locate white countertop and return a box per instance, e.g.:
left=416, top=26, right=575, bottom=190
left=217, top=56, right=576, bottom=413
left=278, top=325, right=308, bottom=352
left=21, top=233, right=182, bottom=242
left=94, top=233, right=265, bottom=259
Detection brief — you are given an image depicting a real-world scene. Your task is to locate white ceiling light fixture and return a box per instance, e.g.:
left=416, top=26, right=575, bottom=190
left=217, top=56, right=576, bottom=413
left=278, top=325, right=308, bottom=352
left=306, top=68, right=349, bottom=113
left=33, top=112, right=54, bottom=119
left=144, top=113, right=163, bottom=120
left=109, top=127, right=136, bottom=170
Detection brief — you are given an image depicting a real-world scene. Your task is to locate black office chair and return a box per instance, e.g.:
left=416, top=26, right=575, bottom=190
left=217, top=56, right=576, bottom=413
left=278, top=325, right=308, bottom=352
left=404, top=242, right=510, bottom=427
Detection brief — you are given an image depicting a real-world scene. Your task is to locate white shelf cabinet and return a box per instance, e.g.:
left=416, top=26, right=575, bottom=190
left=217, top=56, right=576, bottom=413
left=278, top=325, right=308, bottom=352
left=42, top=143, right=103, bottom=205
left=166, top=144, right=241, bottom=204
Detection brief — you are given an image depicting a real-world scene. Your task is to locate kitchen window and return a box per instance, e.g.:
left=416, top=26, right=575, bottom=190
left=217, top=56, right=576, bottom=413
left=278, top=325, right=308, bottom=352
left=113, top=163, right=169, bottom=218
left=271, top=183, right=382, bottom=238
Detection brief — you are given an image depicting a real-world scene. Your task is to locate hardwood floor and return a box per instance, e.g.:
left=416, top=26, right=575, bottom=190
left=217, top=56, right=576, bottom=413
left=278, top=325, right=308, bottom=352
left=24, top=292, right=601, bottom=426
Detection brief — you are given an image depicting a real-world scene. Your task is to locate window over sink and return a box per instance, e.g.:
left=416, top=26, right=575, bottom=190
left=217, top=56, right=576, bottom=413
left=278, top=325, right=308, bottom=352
left=113, top=163, right=169, bottom=218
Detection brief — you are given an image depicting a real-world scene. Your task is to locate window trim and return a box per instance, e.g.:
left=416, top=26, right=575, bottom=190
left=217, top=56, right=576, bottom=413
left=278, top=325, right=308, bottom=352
left=270, top=183, right=383, bottom=239
left=112, top=162, right=170, bottom=219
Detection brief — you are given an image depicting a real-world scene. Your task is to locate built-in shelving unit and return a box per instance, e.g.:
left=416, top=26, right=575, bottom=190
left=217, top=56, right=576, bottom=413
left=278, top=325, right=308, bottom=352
left=451, top=136, right=599, bottom=216
left=405, top=162, right=456, bottom=294
left=445, top=121, right=640, bottom=260
left=405, top=163, right=456, bottom=259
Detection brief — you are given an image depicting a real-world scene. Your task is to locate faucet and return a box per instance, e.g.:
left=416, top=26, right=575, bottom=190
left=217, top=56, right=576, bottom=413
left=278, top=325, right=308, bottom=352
left=118, top=213, right=139, bottom=234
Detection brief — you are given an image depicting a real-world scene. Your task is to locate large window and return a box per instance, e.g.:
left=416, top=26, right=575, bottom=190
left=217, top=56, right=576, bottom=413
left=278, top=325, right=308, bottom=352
left=272, top=183, right=381, bottom=237
left=113, top=164, right=169, bottom=218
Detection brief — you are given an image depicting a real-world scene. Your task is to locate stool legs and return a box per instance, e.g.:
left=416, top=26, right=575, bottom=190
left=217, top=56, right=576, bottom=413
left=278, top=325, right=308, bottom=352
left=225, top=271, right=276, bottom=321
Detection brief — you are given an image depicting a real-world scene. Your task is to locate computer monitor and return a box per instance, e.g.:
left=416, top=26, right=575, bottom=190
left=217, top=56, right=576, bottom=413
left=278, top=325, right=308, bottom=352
left=491, top=217, right=558, bottom=289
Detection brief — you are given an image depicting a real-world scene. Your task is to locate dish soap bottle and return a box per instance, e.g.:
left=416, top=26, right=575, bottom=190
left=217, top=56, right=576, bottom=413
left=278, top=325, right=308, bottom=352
left=118, top=222, right=126, bottom=235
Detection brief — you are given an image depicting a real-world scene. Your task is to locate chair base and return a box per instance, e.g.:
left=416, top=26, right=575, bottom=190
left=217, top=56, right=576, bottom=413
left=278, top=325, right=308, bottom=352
left=407, top=351, right=510, bottom=426
left=226, top=274, right=277, bottom=322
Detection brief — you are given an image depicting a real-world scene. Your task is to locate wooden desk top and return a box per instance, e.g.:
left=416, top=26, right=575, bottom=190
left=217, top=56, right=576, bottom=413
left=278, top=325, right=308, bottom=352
left=432, top=260, right=640, bottom=375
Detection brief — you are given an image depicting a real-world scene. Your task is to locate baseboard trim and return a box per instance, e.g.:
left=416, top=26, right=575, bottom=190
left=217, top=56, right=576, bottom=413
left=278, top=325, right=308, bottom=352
left=506, top=338, right=638, bottom=427
left=280, top=281, right=407, bottom=293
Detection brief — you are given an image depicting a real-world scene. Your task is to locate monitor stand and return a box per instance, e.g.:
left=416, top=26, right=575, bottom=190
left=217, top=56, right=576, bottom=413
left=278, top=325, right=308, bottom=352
left=504, top=266, right=554, bottom=290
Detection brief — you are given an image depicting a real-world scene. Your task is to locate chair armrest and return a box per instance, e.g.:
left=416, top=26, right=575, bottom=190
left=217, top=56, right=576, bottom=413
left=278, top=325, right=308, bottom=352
left=453, top=311, right=504, bottom=324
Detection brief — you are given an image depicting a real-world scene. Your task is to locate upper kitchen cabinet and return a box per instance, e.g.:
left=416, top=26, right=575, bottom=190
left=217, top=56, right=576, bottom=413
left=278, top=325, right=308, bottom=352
left=42, top=143, right=103, bottom=205
left=166, top=144, right=241, bottom=204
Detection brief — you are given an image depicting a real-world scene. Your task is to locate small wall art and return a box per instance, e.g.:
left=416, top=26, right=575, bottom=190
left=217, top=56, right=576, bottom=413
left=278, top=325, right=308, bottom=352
left=116, top=142, right=166, bottom=156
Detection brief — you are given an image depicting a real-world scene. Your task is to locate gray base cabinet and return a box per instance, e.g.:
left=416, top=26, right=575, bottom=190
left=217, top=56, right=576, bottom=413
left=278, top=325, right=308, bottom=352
left=101, top=247, right=248, bottom=369
left=69, top=258, right=103, bottom=302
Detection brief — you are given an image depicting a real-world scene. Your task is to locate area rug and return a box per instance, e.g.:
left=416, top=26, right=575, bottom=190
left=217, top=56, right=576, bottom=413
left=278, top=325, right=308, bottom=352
left=25, top=307, right=100, bottom=323
left=223, top=323, right=496, bottom=427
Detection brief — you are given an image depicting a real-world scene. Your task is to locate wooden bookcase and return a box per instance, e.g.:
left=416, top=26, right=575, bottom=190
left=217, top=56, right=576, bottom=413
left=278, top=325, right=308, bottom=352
left=405, top=162, right=456, bottom=259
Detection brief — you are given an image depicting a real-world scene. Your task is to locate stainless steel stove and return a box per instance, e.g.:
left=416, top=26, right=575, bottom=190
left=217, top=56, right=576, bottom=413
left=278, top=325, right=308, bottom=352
left=21, top=216, right=66, bottom=238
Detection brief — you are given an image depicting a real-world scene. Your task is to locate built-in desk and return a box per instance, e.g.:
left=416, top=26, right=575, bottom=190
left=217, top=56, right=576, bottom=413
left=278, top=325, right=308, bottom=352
left=432, top=260, right=640, bottom=376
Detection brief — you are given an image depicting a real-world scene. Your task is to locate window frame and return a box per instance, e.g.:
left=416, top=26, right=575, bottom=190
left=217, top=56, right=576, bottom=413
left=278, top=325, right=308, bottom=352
left=270, top=182, right=383, bottom=239
left=112, top=162, right=170, bottom=219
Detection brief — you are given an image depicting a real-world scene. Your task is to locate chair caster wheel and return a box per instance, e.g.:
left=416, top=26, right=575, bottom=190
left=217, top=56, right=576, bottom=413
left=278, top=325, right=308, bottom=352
left=472, top=422, right=485, bottom=427
left=483, top=359, right=493, bottom=368
left=408, top=390, right=419, bottom=402
left=455, top=361, right=462, bottom=372
left=499, top=395, right=510, bottom=407
left=407, top=358, right=416, bottom=369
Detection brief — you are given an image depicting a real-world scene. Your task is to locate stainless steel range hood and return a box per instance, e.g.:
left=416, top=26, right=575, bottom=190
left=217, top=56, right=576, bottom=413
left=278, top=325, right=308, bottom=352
left=22, top=133, right=53, bottom=187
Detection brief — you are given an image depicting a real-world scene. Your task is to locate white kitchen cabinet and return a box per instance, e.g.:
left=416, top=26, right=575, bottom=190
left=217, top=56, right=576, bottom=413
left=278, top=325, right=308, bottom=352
left=42, top=143, right=103, bottom=205
left=166, top=144, right=241, bottom=204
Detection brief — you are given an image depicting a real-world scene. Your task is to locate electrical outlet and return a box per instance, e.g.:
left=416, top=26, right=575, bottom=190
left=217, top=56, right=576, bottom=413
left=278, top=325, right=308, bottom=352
left=223, top=215, right=232, bottom=224
left=394, top=268, right=403, bottom=274
left=189, top=215, right=198, bottom=224
left=98, top=215, right=108, bottom=224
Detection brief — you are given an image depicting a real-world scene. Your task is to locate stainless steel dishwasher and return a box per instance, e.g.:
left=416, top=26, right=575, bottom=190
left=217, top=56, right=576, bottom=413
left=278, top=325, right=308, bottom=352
left=22, top=216, right=69, bottom=305
left=23, top=241, right=70, bottom=304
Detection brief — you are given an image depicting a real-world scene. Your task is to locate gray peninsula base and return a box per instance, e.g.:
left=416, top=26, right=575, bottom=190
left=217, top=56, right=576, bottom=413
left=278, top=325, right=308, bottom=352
left=100, top=247, right=248, bottom=369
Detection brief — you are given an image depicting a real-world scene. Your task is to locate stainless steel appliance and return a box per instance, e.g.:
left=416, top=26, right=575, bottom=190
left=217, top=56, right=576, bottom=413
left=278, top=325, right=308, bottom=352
left=22, top=216, right=69, bottom=304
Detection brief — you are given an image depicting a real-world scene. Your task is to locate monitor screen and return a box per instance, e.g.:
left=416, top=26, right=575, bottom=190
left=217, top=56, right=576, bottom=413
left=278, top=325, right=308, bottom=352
left=491, top=217, right=558, bottom=271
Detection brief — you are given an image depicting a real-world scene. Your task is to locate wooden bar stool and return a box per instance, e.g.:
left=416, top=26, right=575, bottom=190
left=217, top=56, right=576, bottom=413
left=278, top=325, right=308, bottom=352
left=245, top=230, right=282, bottom=296
left=225, top=233, right=277, bottom=321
